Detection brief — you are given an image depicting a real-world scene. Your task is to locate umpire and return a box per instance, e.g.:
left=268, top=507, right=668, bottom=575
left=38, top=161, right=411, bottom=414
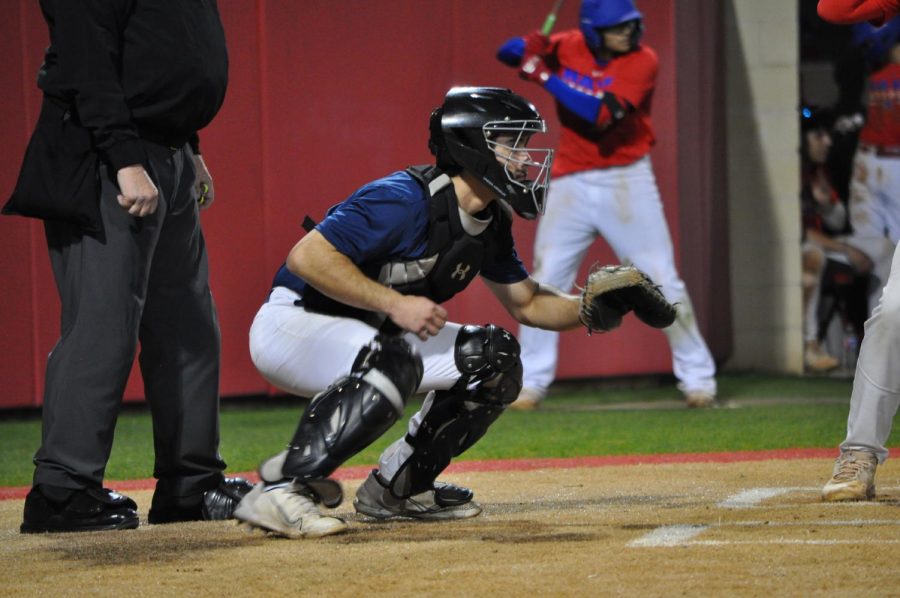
left=5, top=0, right=249, bottom=533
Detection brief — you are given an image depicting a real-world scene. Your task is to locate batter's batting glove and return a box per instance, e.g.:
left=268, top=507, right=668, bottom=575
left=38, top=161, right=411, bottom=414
left=523, top=30, right=551, bottom=56
left=519, top=54, right=552, bottom=85
left=578, top=265, right=677, bottom=334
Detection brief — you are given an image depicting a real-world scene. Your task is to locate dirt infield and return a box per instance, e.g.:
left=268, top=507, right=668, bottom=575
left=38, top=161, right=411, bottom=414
left=1, top=457, right=898, bottom=596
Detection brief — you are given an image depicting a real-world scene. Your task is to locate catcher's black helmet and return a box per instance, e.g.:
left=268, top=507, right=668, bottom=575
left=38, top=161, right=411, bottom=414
left=428, top=86, right=553, bottom=219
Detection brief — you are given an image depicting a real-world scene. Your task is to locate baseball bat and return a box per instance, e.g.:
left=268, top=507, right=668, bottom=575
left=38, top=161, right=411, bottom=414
left=541, top=0, right=567, bottom=35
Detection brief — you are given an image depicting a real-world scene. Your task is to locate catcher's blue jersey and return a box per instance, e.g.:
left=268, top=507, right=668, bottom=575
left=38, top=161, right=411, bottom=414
left=271, top=170, right=528, bottom=302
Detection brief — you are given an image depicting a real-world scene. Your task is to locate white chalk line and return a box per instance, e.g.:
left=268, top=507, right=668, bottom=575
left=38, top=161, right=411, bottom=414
left=627, top=525, right=708, bottom=547
left=717, top=486, right=900, bottom=509
left=687, top=539, right=900, bottom=546
left=627, top=519, right=900, bottom=547
left=727, top=519, right=900, bottom=527
left=630, top=486, right=900, bottom=547
left=717, top=487, right=805, bottom=508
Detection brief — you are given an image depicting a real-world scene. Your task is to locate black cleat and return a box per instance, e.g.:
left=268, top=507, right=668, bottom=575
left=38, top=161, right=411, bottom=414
left=149, top=477, right=253, bottom=524
left=20, top=485, right=139, bottom=534
left=202, top=477, right=254, bottom=520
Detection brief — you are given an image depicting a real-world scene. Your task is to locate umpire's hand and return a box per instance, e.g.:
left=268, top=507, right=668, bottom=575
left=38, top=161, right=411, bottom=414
left=192, top=153, right=215, bottom=210
left=116, top=165, right=159, bottom=217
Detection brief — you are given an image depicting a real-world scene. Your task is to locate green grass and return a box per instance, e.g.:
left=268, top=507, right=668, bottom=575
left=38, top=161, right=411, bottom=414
left=1, top=373, right=890, bottom=487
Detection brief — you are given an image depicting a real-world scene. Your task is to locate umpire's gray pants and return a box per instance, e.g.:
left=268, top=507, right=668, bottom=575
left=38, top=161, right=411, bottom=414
left=34, top=141, right=225, bottom=501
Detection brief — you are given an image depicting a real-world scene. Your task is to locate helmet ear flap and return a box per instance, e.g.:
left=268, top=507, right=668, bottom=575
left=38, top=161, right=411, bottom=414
left=428, top=107, right=445, bottom=158
left=429, top=106, right=463, bottom=174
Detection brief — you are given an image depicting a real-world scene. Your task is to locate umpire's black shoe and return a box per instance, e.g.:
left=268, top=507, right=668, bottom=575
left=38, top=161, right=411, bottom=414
left=148, top=477, right=253, bottom=524
left=20, top=485, right=139, bottom=534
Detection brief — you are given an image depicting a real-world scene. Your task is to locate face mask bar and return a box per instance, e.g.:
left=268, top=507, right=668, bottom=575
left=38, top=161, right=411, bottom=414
left=483, top=120, right=554, bottom=216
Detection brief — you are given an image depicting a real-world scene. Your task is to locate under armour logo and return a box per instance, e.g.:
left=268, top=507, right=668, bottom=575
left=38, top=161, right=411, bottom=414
left=451, top=262, right=471, bottom=281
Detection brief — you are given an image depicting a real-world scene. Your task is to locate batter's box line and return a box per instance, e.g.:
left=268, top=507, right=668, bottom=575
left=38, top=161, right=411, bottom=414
left=685, top=539, right=900, bottom=546
left=628, top=520, right=900, bottom=548
left=716, top=486, right=900, bottom=509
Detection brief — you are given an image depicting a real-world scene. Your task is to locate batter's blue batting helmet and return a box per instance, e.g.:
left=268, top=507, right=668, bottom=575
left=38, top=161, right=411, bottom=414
left=580, top=0, right=643, bottom=51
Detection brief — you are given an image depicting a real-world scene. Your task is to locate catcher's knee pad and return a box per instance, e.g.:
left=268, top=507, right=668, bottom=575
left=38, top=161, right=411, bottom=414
left=455, top=324, right=521, bottom=385
left=281, top=335, right=423, bottom=481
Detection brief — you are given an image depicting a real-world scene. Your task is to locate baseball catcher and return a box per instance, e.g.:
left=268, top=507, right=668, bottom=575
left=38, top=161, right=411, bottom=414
left=235, top=86, right=679, bottom=540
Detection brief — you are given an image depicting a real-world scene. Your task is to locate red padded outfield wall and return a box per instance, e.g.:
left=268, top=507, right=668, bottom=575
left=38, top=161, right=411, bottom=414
left=0, top=1, right=728, bottom=408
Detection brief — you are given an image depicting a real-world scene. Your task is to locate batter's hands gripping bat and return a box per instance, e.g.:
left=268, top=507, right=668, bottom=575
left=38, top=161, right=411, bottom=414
left=541, top=0, right=567, bottom=35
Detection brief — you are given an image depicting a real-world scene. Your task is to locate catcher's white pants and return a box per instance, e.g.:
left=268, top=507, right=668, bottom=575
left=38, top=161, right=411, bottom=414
left=518, top=157, right=716, bottom=395
left=249, top=286, right=469, bottom=481
left=841, top=241, right=900, bottom=463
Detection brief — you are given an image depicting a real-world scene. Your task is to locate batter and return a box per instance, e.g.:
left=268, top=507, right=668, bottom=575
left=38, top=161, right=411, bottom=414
left=497, top=0, right=717, bottom=408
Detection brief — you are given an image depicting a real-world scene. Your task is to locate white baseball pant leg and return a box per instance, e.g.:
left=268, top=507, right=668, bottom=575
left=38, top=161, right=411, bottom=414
left=249, top=287, right=462, bottom=397
left=519, top=157, right=716, bottom=395
left=840, top=241, right=900, bottom=463
left=249, top=286, right=489, bottom=480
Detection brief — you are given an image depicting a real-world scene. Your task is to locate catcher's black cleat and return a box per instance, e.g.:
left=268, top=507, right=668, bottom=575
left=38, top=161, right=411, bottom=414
left=354, top=470, right=482, bottom=520
left=148, top=477, right=254, bottom=524
left=20, top=485, right=139, bottom=534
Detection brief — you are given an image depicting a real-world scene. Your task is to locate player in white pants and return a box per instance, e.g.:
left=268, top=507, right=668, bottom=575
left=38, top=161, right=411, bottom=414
left=818, top=0, right=900, bottom=500
left=232, top=87, right=672, bottom=538
left=249, top=288, right=494, bottom=496
left=517, top=161, right=716, bottom=407
left=823, top=242, right=900, bottom=500
left=498, top=0, right=717, bottom=408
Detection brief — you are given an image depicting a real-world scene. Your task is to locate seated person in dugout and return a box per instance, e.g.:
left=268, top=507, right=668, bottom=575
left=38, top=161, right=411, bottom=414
left=233, top=86, right=675, bottom=538
left=800, top=106, right=872, bottom=371
left=843, top=25, right=900, bottom=314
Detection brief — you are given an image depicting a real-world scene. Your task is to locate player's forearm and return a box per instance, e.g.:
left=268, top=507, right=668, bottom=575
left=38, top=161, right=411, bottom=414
left=544, top=78, right=633, bottom=130
left=287, top=231, right=402, bottom=315
left=514, top=284, right=582, bottom=331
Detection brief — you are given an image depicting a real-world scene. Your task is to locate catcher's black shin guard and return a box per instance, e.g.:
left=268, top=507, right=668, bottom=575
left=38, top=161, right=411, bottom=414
left=275, top=335, right=423, bottom=482
left=386, top=325, right=523, bottom=498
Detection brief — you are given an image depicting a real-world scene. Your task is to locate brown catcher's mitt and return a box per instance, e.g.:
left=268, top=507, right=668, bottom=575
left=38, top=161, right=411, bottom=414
left=578, top=265, right=677, bottom=333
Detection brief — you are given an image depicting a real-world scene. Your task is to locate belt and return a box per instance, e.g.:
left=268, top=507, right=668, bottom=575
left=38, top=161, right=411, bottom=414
left=860, top=143, right=900, bottom=157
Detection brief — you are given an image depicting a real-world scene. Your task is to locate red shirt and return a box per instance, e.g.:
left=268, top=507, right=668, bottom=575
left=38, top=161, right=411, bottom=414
left=859, top=63, right=900, bottom=146
left=818, top=0, right=900, bottom=24
left=546, top=30, right=658, bottom=177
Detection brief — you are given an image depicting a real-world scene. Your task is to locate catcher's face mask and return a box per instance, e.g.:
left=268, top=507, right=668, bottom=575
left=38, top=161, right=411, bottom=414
left=484, top=120, right=553, bottom=219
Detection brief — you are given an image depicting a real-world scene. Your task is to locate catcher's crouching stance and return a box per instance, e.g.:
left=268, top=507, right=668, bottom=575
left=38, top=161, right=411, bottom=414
left=235, top=86, right=676, bottom=539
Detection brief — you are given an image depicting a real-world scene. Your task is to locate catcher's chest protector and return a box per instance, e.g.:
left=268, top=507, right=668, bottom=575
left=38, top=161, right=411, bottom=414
left=391, top=165, right=501, bottom=303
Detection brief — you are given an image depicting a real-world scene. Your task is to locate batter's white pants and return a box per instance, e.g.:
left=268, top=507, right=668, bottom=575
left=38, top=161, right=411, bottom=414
left=518, top=157, right=717, bottom=395
left=840, top=241, right=900, bottom=463
left=249, top=286, right=479, bottom=481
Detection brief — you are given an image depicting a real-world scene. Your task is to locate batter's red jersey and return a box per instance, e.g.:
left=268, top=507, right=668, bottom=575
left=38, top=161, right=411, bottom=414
left=818, top=0, right=900, bottom=25
left=859, top=63, right=900, bottom=146
left=546, top=29, right=658, bottom=177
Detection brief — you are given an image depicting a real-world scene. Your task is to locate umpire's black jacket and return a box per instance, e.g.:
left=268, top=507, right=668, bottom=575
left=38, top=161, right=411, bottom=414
left=4, top=0, right=228, bottom=232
